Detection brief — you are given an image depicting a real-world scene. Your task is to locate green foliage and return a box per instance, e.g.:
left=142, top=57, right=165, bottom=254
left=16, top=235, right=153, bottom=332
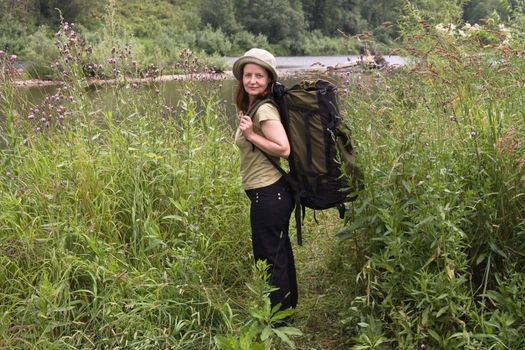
left=338, top=8, right=525, bottom=349
left=297, top=30, right=361, bottom=55
left=4, top=0, right=525, bottom=61
left=200, top=0, right=242, bottom=35
left=0, top=15, right=31, bottom=55
left=23, top=26, right=60, bottom=79
left=1, top=43, right=254, bottom=348
left=215, top=260, right=302, bottom=350
left=197, top=25, right=233, bottom=56
left=235, top=0, right=306, bottom=43
left=230, top=31, right=270, bottom=55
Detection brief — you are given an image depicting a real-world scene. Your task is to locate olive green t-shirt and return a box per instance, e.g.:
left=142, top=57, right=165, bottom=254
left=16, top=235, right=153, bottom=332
left=235, top=103, right=282, bottom=190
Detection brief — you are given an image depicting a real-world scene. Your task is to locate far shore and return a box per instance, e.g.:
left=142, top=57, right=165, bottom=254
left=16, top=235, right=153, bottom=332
left=13, top=68, right=332, bottom=88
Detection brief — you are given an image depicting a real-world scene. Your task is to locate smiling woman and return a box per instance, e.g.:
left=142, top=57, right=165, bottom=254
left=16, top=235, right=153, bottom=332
left=232, top=48, right=297, bottom=319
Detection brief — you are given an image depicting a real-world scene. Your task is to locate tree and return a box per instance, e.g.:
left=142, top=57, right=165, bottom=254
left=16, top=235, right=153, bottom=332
left=235, top=0, right=305, bottom=43
left=36, top=0, right=106, bottom=27
left=361, top=0, right=404, bottom=28
left=463, top=0, right=509, bottom=23
left=199, top=0, right=243, bottom=35
left=301, top=0, right=366, bottom=36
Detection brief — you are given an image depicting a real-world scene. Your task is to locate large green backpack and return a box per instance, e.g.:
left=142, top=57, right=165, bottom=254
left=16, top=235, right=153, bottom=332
left=249, top=79, right=363, bottom=245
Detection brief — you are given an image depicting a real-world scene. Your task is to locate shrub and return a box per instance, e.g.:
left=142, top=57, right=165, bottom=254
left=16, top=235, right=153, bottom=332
left=338, top=12, right=525, bottom=349
left=195, top=25, right=233, bottom=56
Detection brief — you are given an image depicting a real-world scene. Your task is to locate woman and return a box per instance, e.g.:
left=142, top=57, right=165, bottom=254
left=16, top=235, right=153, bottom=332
left=233, top=48, right=298, bottom=312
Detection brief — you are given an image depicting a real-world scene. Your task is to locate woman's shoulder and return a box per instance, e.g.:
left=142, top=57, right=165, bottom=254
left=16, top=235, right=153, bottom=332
left=255, top=101, right=280, bottom=121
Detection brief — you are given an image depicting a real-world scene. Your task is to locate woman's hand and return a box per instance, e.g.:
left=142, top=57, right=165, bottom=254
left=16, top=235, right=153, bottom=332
left=238, top=112, right=255, bottom=140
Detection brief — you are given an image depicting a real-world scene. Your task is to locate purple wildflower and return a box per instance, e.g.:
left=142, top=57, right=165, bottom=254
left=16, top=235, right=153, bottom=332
left=0, top=50, right=5, bottom=56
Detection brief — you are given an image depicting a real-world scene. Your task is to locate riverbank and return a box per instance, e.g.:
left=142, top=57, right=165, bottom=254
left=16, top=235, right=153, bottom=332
left=12, top=68, right=327, bottom=88
left=12, top=54, right=403, bottom=87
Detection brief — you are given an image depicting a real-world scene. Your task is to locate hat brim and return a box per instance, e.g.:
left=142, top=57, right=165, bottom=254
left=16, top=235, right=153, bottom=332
left=232, top=56, right=278, bottom=81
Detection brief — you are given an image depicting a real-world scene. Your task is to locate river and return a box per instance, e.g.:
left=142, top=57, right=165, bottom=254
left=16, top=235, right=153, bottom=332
left=227, top=54, right=406, bottom=72
left=3, top=55, right=406, bottom=132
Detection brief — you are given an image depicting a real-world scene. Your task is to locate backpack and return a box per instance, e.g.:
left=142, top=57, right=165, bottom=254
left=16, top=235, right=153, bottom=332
left=248, top=79, right=364, bottom=245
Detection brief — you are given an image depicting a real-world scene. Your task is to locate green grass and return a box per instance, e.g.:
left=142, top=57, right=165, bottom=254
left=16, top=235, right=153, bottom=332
left=2, top=13, right=525, bottom=350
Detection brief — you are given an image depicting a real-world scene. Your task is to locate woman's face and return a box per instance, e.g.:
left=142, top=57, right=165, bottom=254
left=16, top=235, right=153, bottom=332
left=242, top=63, right=271, bottom=99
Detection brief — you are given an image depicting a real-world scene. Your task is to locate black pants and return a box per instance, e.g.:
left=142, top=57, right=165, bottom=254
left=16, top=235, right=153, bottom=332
left=245, top=177, right=298, bottom=311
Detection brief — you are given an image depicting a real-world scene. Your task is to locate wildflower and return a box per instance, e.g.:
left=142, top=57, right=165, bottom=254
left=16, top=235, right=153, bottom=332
left=6, top=171, right=11, bottom=177
left=131, top=60, right=137, bottom=66
left=449, top=115, right=457, bottom=122
left=435, top=23, right=456, bottom=36
left=155, top=88, right=160, bottom=94
left=27, top=114, right=34, bottom=120
left=10, top=54, right=17, bottom=61
left=0, top=50, right=5, bottom=56
left=470, top=130, right=477, bottom=138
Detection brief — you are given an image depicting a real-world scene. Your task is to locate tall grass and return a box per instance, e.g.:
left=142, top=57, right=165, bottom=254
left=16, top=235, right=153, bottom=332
left=1, top=30, right=257, bottom=348
left=338, top=9, right=525, bottom=350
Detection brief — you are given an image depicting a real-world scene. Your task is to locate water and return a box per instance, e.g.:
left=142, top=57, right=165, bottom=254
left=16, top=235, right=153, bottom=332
left=227, top=55, right=407, bottom=73
left=4, top=55, right=407, bottom=133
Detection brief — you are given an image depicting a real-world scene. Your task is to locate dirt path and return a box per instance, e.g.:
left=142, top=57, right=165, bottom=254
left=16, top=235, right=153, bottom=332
left=291, top=210, right=357, bottom=350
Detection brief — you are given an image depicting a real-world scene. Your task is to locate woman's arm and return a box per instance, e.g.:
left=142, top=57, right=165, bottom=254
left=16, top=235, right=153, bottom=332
left=239, top=115, right=290, bottom=158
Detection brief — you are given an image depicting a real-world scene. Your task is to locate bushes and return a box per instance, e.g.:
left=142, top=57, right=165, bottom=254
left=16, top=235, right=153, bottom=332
left=339, top=15, right=525, bottom=349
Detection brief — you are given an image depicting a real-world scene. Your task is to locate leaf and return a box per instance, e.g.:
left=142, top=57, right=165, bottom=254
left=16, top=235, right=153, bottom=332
left=145, top=152, right=163, bottom=159
left=272, top=328, right=295, bottom=349
left=162, top=215, right=185, bottom=222
left=260, top=325, right=272, bottom=341
left=436, top=305, right=449, bottom=318
left=445, top=264, right=455, bottom=279
left=428, top=329, right=442, bottom=342
left=270, top=307, right=296, bottom=321
left=276, top=326, right=303, bottom=336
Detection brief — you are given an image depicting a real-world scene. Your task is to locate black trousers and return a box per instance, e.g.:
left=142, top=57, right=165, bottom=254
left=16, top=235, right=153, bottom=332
left=245, top=177, right=298, bottom=311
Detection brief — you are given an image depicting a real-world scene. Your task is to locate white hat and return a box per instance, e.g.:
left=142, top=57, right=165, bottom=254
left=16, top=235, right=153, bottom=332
left=232, top=48, right=278, bottom=81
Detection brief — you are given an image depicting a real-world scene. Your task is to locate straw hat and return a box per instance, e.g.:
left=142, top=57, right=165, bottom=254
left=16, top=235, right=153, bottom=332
left=232, top=48, right=278, bottom=81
